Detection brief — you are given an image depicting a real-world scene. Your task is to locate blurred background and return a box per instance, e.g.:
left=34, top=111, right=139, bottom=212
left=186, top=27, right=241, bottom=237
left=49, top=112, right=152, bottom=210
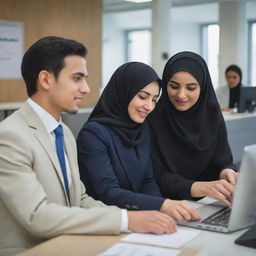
left=0, top=0, right=255, bottom=107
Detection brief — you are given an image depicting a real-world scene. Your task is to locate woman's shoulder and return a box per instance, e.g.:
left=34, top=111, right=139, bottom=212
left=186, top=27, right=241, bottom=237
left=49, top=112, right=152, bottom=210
left=83, top=121, right=106, bottom=130
left=80, top=121, right=115, bottom=141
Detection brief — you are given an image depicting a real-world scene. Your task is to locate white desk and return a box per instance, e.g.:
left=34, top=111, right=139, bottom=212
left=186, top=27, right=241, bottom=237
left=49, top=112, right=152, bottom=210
left=17, top=198, right=255, bottom=256
left=186, top=228, right=255, bottom=256
left=17, top=227, right=255, bottom=256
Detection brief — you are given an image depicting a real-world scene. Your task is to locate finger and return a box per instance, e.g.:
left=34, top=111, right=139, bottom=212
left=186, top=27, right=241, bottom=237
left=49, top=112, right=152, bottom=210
left=179, top=201, right=201, bottom=220
left=188, top=207, right=201, bottom=220
left=175, top=207, right=192, bottom=221
left=154, top=222, right=176, bottom=234
left=164, top=218, right=177, bottom=233
left=218, top=181, right=234, bottom=197
left=204, top=183, right=231, bottom=205
left=154, top=214, right=177, bottom=233
left=172, top=203, right=199, bottom=221
left=226, top=172, right=237, bottom=185
left=168, top=210, right=184, bottom=221
left=222, top=183, right=235, bottom=201
left=215, top=186, right=233, bottom=204
left=213, top=190, right=231, bottom=206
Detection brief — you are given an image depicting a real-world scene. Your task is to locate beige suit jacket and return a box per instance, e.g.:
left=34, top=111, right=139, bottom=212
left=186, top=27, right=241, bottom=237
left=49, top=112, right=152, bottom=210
left=0, top=103, right=122, bottom=256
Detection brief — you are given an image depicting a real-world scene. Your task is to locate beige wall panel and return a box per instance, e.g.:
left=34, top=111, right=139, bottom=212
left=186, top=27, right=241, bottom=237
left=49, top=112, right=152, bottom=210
left=0, top=0, right=102, bottom=107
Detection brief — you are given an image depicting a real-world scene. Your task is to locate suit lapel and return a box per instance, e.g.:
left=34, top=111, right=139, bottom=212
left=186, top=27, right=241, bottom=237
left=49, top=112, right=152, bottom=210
left=19, top=103, right=70, bottom=204
left=63, top=127, right=79, bottom=206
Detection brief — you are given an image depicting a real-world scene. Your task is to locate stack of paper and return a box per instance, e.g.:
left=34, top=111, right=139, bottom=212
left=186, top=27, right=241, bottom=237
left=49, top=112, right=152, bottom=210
left=98, top=243, right=180, bottom=256
left=121, top=227, right=201, bottom=248
left=98, top=227, right=201, bottom=256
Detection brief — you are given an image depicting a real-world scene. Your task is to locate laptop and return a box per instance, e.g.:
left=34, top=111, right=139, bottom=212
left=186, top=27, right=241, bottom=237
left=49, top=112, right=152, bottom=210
left=179, top=144, right=256, bottom=233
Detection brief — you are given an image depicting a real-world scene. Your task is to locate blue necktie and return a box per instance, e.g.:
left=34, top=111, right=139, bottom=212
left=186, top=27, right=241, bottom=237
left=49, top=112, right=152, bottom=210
left=54, top=125, right=70, bottom=200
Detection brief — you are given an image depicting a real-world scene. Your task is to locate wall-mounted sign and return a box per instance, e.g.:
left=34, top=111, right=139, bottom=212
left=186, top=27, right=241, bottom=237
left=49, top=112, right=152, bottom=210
left=0, top=20, right=24, bottom=79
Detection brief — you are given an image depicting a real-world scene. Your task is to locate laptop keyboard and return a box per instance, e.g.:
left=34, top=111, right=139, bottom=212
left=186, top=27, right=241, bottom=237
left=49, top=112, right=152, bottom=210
left=201, top=207, right=231, bottom=227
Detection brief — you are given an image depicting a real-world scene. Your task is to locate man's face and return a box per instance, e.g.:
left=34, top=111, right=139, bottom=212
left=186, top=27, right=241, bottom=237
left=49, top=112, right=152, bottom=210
left=48, top=55, right=90, bottom=119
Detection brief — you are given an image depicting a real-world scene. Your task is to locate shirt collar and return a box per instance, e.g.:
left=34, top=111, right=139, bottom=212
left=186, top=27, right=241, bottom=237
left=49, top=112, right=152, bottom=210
left=27, top=98, right=61, bottom=133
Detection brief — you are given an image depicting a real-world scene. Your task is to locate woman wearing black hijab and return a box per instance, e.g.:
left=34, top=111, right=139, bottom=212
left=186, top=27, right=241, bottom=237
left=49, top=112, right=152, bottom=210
left=148, top=52, right=238, bottom=206
left=77, top=62, right=200, bottom=222
left=226, top=65, right=242, bottom=109
left=216, top=65, right=242, bottom=111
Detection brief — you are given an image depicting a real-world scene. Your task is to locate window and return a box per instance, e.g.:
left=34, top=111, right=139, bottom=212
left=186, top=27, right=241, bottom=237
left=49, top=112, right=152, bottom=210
left=125, top=29, right=151, bottom=65
left=201, top=24, right=219, bottom=88
left=248, top=21, right=256, bottom=87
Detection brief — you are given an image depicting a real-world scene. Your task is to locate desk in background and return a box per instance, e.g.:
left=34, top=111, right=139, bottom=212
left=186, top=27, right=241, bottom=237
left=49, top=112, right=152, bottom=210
left=223, top=112, right=256, bottom=164
left=62, top=108, right=93, bottom=138
left=0, top=102, right=22, bottom=121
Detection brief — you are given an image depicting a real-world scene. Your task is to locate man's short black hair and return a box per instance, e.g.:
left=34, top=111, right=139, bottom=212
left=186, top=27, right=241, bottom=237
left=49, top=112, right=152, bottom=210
left=21, top=36, right=87, bottom=97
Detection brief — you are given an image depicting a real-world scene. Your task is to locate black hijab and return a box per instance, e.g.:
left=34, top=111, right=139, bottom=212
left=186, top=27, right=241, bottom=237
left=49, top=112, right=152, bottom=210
left=151, top=51, right=222, bottom=151
left=148, top=52, right=234, bottom=199
left=225, top=65, right=242, bottom=109
left=88, top=62, right=160, bottom=147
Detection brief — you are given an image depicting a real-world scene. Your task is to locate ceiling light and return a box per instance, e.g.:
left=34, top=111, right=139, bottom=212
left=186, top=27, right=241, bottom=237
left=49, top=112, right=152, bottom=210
left=125, top=0, right=152, bottom=3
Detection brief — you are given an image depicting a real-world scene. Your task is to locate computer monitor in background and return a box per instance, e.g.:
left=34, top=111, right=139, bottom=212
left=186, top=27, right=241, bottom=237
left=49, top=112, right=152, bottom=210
left=237, top=87, right=256, bottom=113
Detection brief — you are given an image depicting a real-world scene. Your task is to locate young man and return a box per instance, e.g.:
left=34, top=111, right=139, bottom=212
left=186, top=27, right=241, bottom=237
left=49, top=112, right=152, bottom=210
left=0, top=36, right=175, bottom=256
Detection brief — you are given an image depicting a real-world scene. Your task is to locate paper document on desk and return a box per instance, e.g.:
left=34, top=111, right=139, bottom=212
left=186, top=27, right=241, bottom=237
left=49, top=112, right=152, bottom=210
left=121, top=227, right=201, bottom=248
left=98, top=243, right=180, bottom=256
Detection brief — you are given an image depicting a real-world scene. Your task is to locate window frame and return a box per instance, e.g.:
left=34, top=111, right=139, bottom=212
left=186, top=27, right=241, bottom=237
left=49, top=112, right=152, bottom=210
left=124, top=28, right=152, bottom=64
left=248, top=20, right=256, bottom=87
left=200, top=22, right=219, bottom=88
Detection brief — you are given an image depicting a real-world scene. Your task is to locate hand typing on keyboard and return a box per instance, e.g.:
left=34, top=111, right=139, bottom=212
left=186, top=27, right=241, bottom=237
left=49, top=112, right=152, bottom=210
left=219, top=168, right=239, bottom=185
left=191, top=179, right=235, bottom=206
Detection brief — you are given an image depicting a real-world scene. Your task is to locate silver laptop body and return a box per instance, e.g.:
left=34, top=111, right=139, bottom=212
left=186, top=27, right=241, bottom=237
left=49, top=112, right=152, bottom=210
left=179, top=144, right=256, bottom=233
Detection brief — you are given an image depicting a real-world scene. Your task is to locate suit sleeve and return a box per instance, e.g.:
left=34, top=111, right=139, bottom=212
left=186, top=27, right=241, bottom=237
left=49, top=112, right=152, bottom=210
left=0, top=128, right=122, bottom=239
left=208, top=120, right=237, bottom=175
left=77, top=125, right=165, bottom=211
left=152, top=157, right=195, bottom=200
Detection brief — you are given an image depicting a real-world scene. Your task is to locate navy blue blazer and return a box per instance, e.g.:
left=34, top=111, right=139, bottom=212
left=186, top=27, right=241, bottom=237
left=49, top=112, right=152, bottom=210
left=77, top=121, right=165, bottom=210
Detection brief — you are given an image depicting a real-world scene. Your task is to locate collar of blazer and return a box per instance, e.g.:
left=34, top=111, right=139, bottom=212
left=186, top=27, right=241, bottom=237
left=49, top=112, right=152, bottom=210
left=19, top=102, right=72, bottom=204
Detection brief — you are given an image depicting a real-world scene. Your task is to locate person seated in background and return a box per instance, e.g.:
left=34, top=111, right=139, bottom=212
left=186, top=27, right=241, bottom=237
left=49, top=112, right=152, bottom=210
left=148, top=51, right=239, bottom=206
left=216, top=64, right=242, bottom=111
left=77, top=62, right=200, bottom=223
left=0, top=37, right=177, bottom=256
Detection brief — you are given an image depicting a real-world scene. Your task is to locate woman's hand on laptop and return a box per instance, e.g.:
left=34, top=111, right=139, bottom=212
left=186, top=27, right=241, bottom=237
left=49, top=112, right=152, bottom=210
left=160, top=199, right=201, bottom=222
left=191, top=180, right=235, bottom=206
left=219, top=168, right=239, bottom=185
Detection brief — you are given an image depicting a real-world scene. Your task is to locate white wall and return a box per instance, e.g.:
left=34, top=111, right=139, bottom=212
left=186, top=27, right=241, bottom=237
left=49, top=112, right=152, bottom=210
left=170, top=21, right=200, bottom=55
left=102, top=1, right=256, bottom=89
left=102, top=9, right=151, bottom=88
left=246, top=1, right=256, bottom=19
left=169, top=3, right=218, bottom=55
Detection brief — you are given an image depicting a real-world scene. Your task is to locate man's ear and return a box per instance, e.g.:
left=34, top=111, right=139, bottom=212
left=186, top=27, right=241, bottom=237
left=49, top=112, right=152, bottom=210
left=38, top=70, right=54, bottom=91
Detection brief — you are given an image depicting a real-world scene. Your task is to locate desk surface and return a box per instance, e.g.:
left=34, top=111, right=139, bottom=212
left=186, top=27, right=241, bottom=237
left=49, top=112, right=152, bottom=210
left=18, top=233, right=199, bottom=256
left=18, top=198, right=256, bottom=256
left=222, top=111, right=256, bottom=121
left=17, top=227, right=255, bottom=256
left=0, top=102, right=23, bottom=110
